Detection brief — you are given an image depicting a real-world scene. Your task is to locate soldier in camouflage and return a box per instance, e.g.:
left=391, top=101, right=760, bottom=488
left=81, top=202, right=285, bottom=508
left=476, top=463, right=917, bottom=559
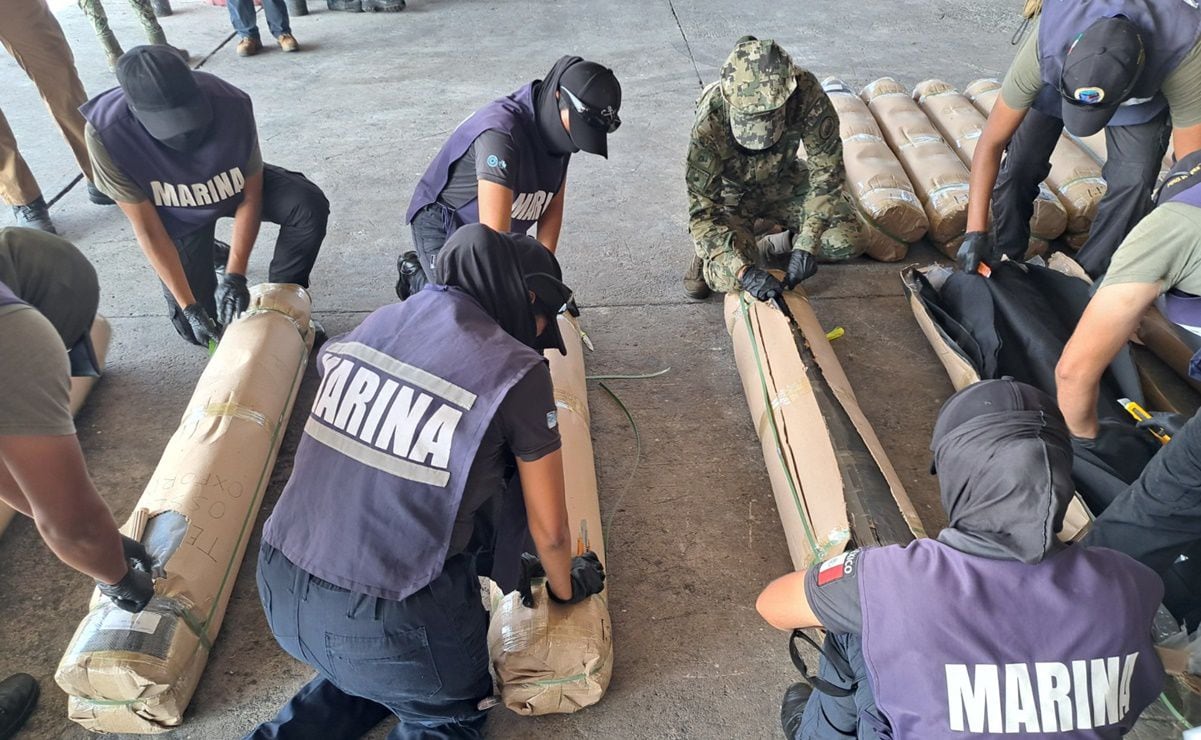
left=684, top=37, right=863, bottom=301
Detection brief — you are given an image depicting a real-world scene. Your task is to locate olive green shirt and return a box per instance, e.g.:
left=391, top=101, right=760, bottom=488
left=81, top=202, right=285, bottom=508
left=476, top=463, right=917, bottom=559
left=0, top=306, right=74, bottom=436
left=85, top=122, right=264, bottom=204
left=1001, top=17, right=1201, bottom=128
left=1100, top=202, right=1201, bottom=294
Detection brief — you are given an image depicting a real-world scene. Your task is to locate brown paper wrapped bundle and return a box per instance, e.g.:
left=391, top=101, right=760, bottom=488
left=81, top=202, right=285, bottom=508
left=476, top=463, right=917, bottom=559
left=56, top=284, right=315, bottom=733
left=821, top=78, right=928, bottom=262
left=965, top=78, right=1106, bottom=239
left=487, top=313, right=612, bottom=715
left=861, top=77, right=970, bottom=246
left=914, top=79, right=1067, bottom=241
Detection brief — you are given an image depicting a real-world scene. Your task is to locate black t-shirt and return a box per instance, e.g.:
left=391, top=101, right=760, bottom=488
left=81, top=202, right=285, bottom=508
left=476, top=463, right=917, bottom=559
left=446, top=361, right=561, bottom=554
left=437, top=129, right=521, bottom=210
left=804, top=548, right=868, bottom=634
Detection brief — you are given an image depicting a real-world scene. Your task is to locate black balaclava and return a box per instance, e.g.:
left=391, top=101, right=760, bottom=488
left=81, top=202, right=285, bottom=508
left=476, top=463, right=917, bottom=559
left=436, top=224, right=540, bottom=351
left=931, top=379, right=1075, bottom=564
left=534, top=55, right=583, bottom=156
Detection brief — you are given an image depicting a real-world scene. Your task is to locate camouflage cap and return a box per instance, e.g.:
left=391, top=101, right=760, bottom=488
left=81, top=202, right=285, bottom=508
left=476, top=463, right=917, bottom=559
left=719, top=37, right=797, bottom=150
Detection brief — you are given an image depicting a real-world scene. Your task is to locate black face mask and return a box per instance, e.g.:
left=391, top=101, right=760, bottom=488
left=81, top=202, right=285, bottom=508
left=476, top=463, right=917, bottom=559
left=157, top=125, right=212, bottom=153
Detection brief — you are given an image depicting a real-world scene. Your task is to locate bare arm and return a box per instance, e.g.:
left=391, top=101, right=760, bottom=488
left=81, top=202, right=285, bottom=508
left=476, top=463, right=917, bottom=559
left=536, top=179, right=567, bottom=253
left=517, top=449, right=574, bottom=602
left=1173, top=124, right=1201, bottom=161
left=966, top=99, right=1029, bottom=232
left=756, top=571, right=824, bottom=631
left=477, top=180, right=514, bottom=234
left=1056, top=282, right=1160, bottom=438
left=118, top=199, right=196, bottom=308
left=0, top=434, right=128, bottom=584
left=226, top=170, right=264, bottom=276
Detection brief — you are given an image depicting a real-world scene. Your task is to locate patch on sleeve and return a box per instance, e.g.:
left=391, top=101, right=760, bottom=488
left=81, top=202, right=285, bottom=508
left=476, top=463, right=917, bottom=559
left=817, top=112, right=838, bottom=142
left=546, top=410, right=558, bottom=429
left=816, top=550, right=858, bottom=586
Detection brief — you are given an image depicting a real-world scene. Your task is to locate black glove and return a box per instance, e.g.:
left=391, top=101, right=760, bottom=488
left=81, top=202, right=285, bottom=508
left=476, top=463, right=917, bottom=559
left=1137, top=412, right=1189, bottom=439
left=517, top=551, right=606, bottom=607
left=182, top=303, right=220, bottom=347
left=956, top=231, right=994, bottom=273
left=783, top=249, right=818, bottom=289
left=739, top=266, right=786, bottom=303
left=97, top=536, right=156, bottom=613
left=215, top=273, right=250, bottom=326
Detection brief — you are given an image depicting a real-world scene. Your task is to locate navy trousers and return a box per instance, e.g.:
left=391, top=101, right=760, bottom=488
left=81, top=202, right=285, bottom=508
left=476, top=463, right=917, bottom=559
left=794, top=633, right=887, bottom=740
left=246, top=544, right=491, bottom=739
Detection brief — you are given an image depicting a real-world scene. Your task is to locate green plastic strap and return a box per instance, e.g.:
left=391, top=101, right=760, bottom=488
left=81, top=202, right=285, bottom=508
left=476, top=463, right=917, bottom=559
left=1158, top=692, right=1190, bottom=729
left=737, top=294, right=825, bottom=561
left=854, top=203, right=910, bottom=249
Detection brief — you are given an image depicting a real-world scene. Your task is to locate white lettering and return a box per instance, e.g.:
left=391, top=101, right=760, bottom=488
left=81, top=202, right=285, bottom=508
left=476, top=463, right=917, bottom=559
left=946, top=664, right=1001, bottom=733
left=176, top=184, right=197, bottom=207
left=147, top=168, right=246, bottom=210
left=358, top=378, right=399, bottom=443
left=374, top=386, right=432, bottom=457
left=1004, top=663, right=1040, bottom=733
left=333, top=367, right=381, bottom=436
left=1072, top=659, right=1093, bottom=729
left=1090, top=657, right=1122, bottom=727
left=407, top=404, right=463, bottom=469
left=151, top=180, right=180, bottom=207
left=192, top=182, right=213, bottom=206
left=230, top=166, right=245, bottom=190
left=1035, top=661, right=1073, bottom=732
left=312, top=357, right=352, bottom=422
left=1119, top=652, right=1138, bottom=718
left=510, top=192, right=531, bottom=220
left=212, top=172, right=235, bottom=200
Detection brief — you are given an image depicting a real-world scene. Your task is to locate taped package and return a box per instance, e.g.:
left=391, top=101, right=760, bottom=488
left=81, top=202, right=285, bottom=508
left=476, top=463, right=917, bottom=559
left=965, top=78, right=1106, bottom=240
left=487, top=313, right=612, bottom=716
left=914, top=79, right=1067, bottom=242
left=862, top=77, right=970, bottom=251
left=0, top=315, right=113, bottom=538
left=55, top=284, right=315, bottom=734
left=822, top=78, right=928, bottom=262
left=724, top=288, right=923, bottom=570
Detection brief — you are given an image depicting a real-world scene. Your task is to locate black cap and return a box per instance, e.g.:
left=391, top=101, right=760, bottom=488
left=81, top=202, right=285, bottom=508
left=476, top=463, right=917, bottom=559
left=929, top=378, right=1064, bottom=473
left=511, top=234, right=574, bottom=355
left=115, top=46, right=212, bottom=141
left=1058, top=16, right=1146, bottom=137
left=559, top=61, right=621, bottom=158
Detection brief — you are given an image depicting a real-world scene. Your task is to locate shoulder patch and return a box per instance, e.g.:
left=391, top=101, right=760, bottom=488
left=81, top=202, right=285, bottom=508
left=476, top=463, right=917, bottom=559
left=817, top=112, right=838, bottom=141
left=816, top=550, right=859, bottom=586
left=546, top=410, right=558, bottom=429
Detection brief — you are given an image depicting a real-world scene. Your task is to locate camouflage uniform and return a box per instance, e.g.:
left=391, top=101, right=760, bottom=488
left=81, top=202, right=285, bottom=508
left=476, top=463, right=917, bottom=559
left=686, top=39, right=863, bottom=293
left=78, top=0, right=172, bottom=67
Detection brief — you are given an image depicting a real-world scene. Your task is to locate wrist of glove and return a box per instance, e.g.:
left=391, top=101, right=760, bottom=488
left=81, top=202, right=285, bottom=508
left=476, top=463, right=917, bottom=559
left=783, top=249, right=818, bottom=289
left=216, top=273, right=250, bottom=326
left=956, top=231, right=994, bottom=273
left=98, top=536, right=157, bottom=613
left=183, top=303, right=221, bottom=348
left=739, top=266, right=785, bottom=303
left=1137, top=412, right=1189, bottom=438
left=547, top=551, right=606, bottom=604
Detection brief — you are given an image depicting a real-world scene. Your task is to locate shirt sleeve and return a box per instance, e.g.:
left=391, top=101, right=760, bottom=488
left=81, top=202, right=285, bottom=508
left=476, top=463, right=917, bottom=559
left=1000, top=20, right=1043, bottom=112
left=1099, top=203, right=1201, bottom=295
left=1162, top=40, right=1201, bottom=129
left=473, top=129, right=519, bottom=189
left=85, top=124, right=148, bottom=204
left=495, top=362, right=562, bottom=462
left=246, top=135, right=264, bottom=177
left=0, top=307, right=75, bottom=436
left=803, top=549, right=866, bottom=634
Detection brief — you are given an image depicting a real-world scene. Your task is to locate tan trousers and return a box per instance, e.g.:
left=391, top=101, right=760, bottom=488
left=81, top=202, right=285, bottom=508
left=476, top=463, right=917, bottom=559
left=0, top=0, right=92, bottom=205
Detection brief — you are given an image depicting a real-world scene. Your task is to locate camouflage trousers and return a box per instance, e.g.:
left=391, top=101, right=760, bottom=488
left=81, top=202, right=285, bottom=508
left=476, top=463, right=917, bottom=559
left=78, top=0, right=167, bottom=62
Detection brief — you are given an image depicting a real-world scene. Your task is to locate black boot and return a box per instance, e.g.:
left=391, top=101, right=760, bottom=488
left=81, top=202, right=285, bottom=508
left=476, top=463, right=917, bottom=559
left=151, top=0, right=172, bottom=16
left=395, top=251, right=426, bottom=300
left=326, top=0, right=362, bottom=10
left=86, top=181, right=115, bottom=206
left=0, top=674, right=38, bottom=740
left=362, top=0, right=405, bottom=10
left=12, top=197, right=56, bottom=234
left=780, top=682, right=812, bottom=740
left=287, top=0, right=309, bottom=14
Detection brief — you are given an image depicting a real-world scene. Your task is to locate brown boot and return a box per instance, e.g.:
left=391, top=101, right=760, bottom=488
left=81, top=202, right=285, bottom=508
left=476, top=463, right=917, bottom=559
left=236, top=36, right=262, bottom=57
left=683, top=255, right=711, bottom=300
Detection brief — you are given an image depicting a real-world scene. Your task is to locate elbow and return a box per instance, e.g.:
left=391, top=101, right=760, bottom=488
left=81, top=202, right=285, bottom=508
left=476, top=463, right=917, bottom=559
left=755, top=590, right=791, bottom=631
left=1054, top=354, right=1090, bottom=389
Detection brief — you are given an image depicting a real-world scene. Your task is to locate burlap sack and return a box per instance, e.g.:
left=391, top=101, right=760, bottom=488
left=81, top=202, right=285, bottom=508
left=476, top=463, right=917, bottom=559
left=914, top=79, right=1067, bottom=241
left=965, top=78, right=1106, bottom=236
left=862, top=77, right=970, bottom=246
left=56, top=285, right=315, bottom=732
left=822, top=78, right=928, bottom=261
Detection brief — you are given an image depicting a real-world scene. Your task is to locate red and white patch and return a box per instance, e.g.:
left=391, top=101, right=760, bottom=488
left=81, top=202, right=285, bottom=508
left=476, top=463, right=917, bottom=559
left=816, top=551, right=857, bottom=586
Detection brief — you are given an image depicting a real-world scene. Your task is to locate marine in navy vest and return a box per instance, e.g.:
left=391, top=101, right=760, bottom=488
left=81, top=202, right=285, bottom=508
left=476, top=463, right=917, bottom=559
left=81, top=72, right=256, bottom=240
left=758, top=380, right=1164, bottom=740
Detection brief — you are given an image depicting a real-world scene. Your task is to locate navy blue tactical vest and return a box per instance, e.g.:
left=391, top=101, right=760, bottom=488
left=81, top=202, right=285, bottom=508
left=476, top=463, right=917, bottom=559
left=0, top=280, right=23, bottom=309
left=80, top=73, right=256, bottom=240
left=859, top=540, right=1163, bottom=739
left=1035, top=0, right=1201, bottom=126
left=405, top=83, right=570, bottom=236
left=262, top=286, right=545, bottom=601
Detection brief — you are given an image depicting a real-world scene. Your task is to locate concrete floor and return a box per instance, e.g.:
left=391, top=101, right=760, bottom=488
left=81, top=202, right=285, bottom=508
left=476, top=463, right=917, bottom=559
left=0, top=0, right=1184, bottom=737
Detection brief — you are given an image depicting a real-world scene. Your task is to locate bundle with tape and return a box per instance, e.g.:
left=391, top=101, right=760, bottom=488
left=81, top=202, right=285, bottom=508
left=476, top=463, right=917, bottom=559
left=821, top=78, right=928, bottom=262
left=1, top=315, right=113, bottom=538
left=487, top=313, right=612, bottom=715
left=965, top=78, right=1106, bottom=241
left=55, top=284, right=315, bottom=734
left=914, top=79, right=1067, bottom=242
left=1071, top=131, right=1177, bottom=196
left=861, top=77, right=970, bottom=251
left=724, top=288, right=923, bottom=569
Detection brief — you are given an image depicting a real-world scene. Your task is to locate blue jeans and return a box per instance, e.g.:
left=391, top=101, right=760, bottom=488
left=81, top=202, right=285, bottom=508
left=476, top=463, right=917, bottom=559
left=247, top=544, right=491, bottom=739
left=796, top=633, right=888, bottom=740
left=227, top=0, right=290, bottom=39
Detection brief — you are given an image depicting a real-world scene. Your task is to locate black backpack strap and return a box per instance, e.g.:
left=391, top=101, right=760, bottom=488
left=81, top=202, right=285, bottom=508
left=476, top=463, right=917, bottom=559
left=789, top=629, right=856, bottom=698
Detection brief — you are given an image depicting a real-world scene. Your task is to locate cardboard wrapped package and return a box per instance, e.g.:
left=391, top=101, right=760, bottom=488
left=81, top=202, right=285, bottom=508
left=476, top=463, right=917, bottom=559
left=0, top=315, right=113, bottom=538
left=487, top=313, right=612, bottom=716
left=965, top=79, right=1106, bottom=239
left=821, top=78, right=928, bottom=262
left=913, top=79, right=1067, bottom=241
left=861, top=77, right=970, bottom=251
left=55, top=284, right=315, bottom=733
left=724, top=289, right=924, bottom=570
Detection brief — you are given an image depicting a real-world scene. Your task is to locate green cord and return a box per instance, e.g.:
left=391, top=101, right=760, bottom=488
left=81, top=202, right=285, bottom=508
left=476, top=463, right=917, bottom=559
left=596, top=380, right=642, bottom=551
left=586, top=368, right=671, bottom=381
